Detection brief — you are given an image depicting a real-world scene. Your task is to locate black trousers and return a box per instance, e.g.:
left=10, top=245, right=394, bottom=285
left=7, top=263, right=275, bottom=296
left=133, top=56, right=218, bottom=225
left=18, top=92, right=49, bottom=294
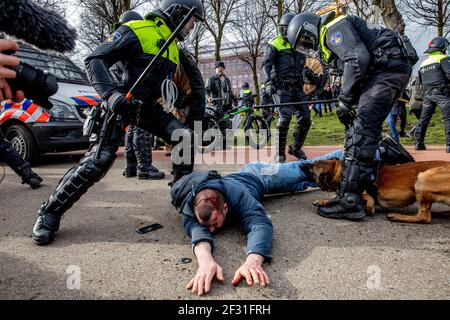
left=0, top=130, right=29, bottom=177
left=339, top=63, right=411, bottom=195
left=124, top=124, right=152, bottom=171
left=414, top=92, right=450, bottom=145
left=276, top=87, right=311, bottom=155
left=37, top=102, right=195, bottom=218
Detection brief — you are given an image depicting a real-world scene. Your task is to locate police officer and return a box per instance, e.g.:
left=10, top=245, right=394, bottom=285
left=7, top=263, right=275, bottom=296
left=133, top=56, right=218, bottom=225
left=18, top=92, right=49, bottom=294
left=261, top=12, right=313, bottom=163
left=32, top=0, right=205, bottom=245
left=414, top=37, right=450, bottom=152
left=287, top=11, right=412, bottom=220
left=238, top=82, right=255, bottom=107
left=0, top=130, right=42, bottom=188
left=112, top=11, right=165, bottom=180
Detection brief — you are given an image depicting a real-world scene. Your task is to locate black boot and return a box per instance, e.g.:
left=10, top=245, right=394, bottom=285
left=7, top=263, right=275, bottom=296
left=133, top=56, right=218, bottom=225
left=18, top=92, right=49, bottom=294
left=414, top=142, right=426, bottom=150
left=32, top=144, right=117, bottom=245
left=139, top=164, right=165, bottom=180
left=287, top=145, right=307, bottom=160
left=446, top=145, right=450, bottom=153
left=32, top=203, right=62, bottom=245
left=317, top=192, right=366, bottom=220
left=18, top=163, right=43, bottom=189
left=275, top=128, right=288, bottom=163
left=288, top=117, right=311, bottom=160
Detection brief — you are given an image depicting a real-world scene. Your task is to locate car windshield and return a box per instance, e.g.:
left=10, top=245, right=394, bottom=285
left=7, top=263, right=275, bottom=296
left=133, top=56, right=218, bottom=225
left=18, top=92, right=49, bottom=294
left=14, top=43, right=88, bottom=84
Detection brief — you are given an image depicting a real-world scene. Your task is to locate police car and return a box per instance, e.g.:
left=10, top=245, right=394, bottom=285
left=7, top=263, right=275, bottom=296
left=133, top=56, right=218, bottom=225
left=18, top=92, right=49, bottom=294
left=0, top=43, right=101, bottom=163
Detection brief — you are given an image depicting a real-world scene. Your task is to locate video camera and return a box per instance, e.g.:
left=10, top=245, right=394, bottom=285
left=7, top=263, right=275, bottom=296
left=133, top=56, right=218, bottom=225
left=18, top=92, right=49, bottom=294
left=0, top=0, right=77, bottom=108
left=3, top=50, right=58, bottom=109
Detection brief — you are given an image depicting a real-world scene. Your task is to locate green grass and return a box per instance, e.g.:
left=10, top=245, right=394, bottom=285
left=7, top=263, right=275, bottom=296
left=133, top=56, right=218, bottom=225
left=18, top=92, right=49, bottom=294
left=230, top=107, right=447, bottom=146
left=284, top=107, right=448, bottom=146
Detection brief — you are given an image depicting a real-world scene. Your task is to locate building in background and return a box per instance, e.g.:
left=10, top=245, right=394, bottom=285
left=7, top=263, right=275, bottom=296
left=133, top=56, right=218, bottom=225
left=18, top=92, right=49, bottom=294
left=197, top=43, right=263, bottom=95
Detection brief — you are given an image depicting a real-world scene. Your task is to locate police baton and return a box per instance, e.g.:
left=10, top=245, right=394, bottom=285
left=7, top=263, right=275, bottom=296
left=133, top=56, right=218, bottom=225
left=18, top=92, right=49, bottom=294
left=254, top=98, right=338, bottom=109
left=95, top=7, right=198, bottom=159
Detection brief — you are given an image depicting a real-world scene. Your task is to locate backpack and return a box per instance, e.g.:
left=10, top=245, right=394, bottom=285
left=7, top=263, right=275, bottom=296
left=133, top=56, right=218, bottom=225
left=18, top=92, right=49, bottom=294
left=170, top=170, right=222, bottom=213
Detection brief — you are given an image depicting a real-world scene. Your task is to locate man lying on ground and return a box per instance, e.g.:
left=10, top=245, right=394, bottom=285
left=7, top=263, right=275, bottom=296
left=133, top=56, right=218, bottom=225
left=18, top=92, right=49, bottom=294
left=170, top=137, right=413, bottom=296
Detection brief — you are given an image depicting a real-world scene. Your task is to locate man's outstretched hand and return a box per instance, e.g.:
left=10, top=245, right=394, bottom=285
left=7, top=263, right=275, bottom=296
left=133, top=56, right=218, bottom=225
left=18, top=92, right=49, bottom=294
left=231, top=253, right=269, bottom=287
left=187, top=242, right=224, bottom=296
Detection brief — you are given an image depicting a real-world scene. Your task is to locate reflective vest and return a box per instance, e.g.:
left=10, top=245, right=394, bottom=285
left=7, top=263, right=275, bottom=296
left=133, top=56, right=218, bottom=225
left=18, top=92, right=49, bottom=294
left=269, top=35, right=292, bottom=52
left=419, top=51, right=450, bottom=91
left=124, top=17, right=179, bottom=65
left=319, top=15, right=347, bottom=63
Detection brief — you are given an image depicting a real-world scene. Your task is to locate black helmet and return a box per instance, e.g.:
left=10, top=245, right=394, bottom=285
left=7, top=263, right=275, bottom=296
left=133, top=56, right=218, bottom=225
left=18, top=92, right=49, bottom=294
left=115, top=10, right=143, bottom=29
left=242, top=82, right=250, bottom=89
left=424, top=36, right=449, bottom=54
left=159, top=0, right=205, bottom=41
left=278, top=12, right=296, bottom=38
left=287, top=12, right=321, bottom=53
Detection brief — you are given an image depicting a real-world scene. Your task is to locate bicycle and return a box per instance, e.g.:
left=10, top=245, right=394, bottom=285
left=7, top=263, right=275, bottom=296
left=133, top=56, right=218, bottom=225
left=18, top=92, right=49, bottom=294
left=203, top=98, right=269, bottom=152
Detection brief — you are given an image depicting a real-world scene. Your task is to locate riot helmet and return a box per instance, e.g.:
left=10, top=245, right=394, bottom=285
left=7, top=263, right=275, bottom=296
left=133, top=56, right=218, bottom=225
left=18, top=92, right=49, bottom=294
left=159, top=0, right=205, bottom=41
left=287, top=12, right=321, bottom=54
left=278, top=12, right=296, bottom=39
left=115, top=10, right=143, bottom=29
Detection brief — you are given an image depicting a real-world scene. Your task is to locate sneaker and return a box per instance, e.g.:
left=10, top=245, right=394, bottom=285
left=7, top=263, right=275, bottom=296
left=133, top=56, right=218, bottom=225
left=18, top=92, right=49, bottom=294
left=406, top=126, right=416, bottom=139
left=274, top=154, right=286, bottom=163
left=446, top=145, right=450, bottom=153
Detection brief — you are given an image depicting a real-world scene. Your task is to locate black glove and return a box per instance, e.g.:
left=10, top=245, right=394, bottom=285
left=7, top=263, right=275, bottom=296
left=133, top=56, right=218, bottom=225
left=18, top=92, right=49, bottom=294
left=106, top=92, right=138, bottom=114
left=336, top=100, right=356, bottom=128
left=265, top=82, right=276, bottom=95
left=174, top=91, right=188, bottom=109
left=302, top=67, right=318, bottom=84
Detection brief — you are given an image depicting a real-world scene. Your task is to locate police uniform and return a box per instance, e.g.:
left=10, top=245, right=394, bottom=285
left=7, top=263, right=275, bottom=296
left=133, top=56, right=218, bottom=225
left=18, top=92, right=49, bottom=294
left=32, top=9, right=196, bottom=244
left=261, top=34, right=311, bottom=161
left=290, top=12, right=412, bottom=219
left=415, top=51, right=450, bottom=150
left=0, top=130, right=42, bottom=188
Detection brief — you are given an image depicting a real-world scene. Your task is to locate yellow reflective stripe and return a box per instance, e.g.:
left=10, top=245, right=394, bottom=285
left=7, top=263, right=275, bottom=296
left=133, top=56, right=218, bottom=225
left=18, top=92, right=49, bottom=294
left=243, top=89, right=252, bottom=94
left=419, top=53, right=448, bottom=69
left=319, top=15, right=347, bottom=63
left=124, top=18, right=179, bottom=65
left=269, top=35, right=292, bottom=51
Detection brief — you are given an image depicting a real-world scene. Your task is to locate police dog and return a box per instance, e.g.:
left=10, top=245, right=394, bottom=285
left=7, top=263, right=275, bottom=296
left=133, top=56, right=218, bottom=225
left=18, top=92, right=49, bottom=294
left=301, top=159, right=450, bottom=224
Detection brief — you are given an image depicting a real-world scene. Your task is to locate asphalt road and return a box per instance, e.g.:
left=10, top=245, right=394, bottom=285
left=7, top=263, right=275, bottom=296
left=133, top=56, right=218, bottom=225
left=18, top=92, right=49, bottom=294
left=1, top=150, right=449, bottom=300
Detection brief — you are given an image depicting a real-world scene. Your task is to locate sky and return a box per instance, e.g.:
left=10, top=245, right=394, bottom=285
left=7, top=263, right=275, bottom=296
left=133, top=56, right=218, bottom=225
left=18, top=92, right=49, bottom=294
left=64, top=1, right=438, bottom=66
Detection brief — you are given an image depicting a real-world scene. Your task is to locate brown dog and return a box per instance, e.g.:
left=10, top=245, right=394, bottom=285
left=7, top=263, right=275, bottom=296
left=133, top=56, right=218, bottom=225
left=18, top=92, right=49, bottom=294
left=301, top=159, right=450, bottom=224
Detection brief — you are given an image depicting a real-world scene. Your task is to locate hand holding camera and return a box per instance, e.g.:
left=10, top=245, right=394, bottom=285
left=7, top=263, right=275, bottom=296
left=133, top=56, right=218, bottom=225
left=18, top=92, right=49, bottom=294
left=0, top=39, right=24, bottom=101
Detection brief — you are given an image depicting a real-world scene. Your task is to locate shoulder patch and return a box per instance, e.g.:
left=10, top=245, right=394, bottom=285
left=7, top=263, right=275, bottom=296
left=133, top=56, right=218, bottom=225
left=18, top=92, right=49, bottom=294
left=330, top=31, right=344, bottom=46
left=106, top=32, right=122, bottom=43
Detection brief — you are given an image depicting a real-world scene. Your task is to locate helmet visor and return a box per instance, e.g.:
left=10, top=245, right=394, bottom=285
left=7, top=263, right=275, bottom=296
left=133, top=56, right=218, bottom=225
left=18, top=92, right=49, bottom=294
left=180, top=16, right=203, bottom=42
left=295, top=28, right=316, bottom=54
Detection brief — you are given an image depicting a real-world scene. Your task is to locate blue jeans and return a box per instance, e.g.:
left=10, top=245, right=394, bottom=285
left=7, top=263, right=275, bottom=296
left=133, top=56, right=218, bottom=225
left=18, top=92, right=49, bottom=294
left=239, top=149, right=344, bottom=195
left=386, top=112, right=399, bottom=142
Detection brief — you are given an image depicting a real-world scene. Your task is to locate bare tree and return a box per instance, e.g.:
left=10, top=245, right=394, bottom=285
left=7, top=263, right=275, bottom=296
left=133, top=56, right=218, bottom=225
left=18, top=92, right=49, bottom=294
left=402, top=0, right=450, bottom=36
left=372, top=0, right=406, bottom=34
left=226, top=0, right=274, bottom=100
left=203, top=0, right=242, bottom=61
left=77, top=0, right=146, bottom=52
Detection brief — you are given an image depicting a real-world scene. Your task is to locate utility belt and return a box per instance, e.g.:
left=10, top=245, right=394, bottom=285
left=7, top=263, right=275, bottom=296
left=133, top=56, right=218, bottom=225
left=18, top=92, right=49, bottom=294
left=276, top=78, right=302, bottom=90
left=425, top=84, right=450, bottom=96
